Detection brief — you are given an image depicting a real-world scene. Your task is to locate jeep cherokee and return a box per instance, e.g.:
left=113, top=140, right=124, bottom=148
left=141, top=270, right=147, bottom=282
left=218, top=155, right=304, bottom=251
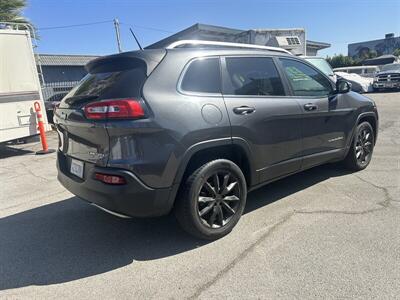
left=55, top=40, right=378, bottom=240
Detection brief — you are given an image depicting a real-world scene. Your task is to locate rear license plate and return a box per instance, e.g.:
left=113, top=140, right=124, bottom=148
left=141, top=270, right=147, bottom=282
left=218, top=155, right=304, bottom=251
left=70, top=158, right=84, bottom=178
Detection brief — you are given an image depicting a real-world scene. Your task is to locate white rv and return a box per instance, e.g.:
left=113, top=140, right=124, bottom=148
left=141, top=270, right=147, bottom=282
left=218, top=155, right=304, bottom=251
left=0, top=27, right=49, bottom=143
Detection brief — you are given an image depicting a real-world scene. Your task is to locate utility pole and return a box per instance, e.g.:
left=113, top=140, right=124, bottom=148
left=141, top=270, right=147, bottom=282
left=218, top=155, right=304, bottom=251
left=113, top=18, right=122, bottom=53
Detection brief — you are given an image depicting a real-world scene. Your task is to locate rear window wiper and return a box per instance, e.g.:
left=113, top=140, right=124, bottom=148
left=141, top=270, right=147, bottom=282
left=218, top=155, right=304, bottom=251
left=64, top=95, right=99, bottom=105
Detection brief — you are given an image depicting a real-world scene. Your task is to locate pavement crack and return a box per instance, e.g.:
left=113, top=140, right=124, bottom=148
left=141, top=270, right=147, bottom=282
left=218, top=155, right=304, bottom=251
left=19, top=162, right=52, bottom=182
left=353, top=174, right=395, bottom=206
left=295, top=206, right=386, bottom=216
left=188, top=211, right=296, bottom=299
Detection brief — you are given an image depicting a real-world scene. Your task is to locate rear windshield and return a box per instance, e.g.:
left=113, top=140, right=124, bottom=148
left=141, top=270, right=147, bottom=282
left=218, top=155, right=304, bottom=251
left=60, top=58, right=147, bottom=108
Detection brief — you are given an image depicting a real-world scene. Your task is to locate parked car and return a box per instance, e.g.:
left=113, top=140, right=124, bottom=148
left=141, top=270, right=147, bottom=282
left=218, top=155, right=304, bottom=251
left=334, top=71, right=374, bottom=93
left=44, top=93, right=67, bottom=123
left=302, top=56, right=337, bottom=82
left=54, top=40, right=379, bottom=240
left=304, top=58, right=373, bottom=93
left=373, top=63, right=400, bottom=91
left=333, top=66, right=380, bottom=78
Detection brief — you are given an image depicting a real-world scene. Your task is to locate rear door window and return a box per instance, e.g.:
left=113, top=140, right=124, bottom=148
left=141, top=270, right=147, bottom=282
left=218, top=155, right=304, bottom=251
left=180, top=57, right=221, bottom=94
left=223, top=57, right=285, bottom=96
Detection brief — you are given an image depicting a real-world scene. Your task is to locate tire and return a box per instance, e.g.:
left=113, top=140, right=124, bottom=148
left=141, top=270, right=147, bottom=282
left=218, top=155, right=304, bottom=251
left=175, top=159, right=247, bottom=240
left=344, top=121, right=375, bottom=171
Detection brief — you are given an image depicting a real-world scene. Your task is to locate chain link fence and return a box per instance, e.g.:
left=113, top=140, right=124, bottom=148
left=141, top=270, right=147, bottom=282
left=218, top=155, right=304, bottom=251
left=41, top=81, right=80, bottom=102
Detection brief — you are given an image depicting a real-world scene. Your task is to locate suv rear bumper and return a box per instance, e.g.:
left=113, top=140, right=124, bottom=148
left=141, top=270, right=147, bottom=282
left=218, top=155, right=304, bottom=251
left=57, top=151, right=174, bottom=217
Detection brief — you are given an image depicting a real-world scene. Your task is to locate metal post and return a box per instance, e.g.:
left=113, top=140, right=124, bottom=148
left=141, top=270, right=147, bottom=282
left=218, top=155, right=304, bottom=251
left=113, top=18, right=122, bottom=53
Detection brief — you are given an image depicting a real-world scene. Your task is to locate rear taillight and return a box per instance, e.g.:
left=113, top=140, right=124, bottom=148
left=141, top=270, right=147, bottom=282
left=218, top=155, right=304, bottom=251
left=95, top=173, right=126, bottom=185
left=84, top=99, right=145, bottom=120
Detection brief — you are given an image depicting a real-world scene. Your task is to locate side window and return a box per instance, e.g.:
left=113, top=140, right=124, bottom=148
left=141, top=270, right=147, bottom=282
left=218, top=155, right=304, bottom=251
left=280, top=58, right=333, bottom=97
left=181, top=57, right=221, bottom=93
left=223, top=57, right=285, bottom=96
left=364, top=69, right=373, bottom=74
left=348, top=69, right=362, bottom=75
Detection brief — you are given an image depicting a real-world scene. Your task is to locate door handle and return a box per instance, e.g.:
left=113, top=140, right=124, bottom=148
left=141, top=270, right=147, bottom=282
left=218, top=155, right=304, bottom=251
left=233, top=106, right=255, bottom=115
left=304, top=103, right=318, bottom=111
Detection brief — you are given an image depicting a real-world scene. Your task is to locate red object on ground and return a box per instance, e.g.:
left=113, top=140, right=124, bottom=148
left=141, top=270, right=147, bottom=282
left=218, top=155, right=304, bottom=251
left=34, top=101, right=54, bottom=155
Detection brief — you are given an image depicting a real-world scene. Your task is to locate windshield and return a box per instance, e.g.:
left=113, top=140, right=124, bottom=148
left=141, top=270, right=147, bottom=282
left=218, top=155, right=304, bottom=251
left=304, top=58, right=334, bottom=76
left=381, top=64, right=400, bottom=72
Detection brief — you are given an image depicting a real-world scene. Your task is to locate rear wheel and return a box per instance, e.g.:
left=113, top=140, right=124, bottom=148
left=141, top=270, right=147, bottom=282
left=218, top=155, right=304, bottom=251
left=344, top=121, right=375, bottom=171
left=175, top=159, right=247, bottom=240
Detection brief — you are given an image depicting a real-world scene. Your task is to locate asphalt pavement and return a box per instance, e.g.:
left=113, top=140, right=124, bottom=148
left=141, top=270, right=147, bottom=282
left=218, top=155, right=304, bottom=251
left=0, top=92, right=399, bottom=299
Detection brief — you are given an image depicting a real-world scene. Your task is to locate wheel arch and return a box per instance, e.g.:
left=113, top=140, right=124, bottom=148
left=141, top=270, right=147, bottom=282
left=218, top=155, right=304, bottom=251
left=357, top=114, right=378, bottom=144
left=168, top=138, right=256, bottom=205
left=344, top=111, right=378, bottom=159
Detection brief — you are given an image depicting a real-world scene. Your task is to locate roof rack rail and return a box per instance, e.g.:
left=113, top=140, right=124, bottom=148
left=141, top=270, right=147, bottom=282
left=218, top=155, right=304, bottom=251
left=166, top=40, right=292, bottom=55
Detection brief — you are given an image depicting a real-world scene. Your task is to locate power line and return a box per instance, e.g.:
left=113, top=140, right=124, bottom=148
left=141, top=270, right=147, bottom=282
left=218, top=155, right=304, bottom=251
left=37, top=19, right=174, bottom=34
left=38, top=20, right=114, bottom=30
left=120, top=22, right=173, bottom=33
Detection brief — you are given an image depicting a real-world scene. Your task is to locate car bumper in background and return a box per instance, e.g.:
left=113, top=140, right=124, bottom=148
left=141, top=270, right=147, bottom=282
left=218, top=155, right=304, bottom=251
left=373, top=82, right=400, bottom=89
left=57, top=151, right=174, bottom=217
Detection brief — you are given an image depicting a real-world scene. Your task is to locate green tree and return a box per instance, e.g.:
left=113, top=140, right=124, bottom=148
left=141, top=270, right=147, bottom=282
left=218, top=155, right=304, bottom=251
left=0, top=0, right=36, bottom=37
left=326, top=54, right=357, bottom=69
left=367, top=50, right=378, bottom=59
left=393, top=48, right=400, bottom=57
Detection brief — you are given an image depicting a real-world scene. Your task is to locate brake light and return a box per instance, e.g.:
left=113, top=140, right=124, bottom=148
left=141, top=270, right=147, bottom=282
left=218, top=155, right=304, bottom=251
left=84, top=99, right=145, bottom=120
left=95, top=173, right=126, bottom=185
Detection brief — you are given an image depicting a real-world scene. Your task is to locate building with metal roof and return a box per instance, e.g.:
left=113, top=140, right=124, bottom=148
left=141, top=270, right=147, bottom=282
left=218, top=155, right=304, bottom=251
left=146, top=23, right=330, bottom=56
left=37, top=54, right=98, bottom=67
left=36, top=54, right=99, bottom=102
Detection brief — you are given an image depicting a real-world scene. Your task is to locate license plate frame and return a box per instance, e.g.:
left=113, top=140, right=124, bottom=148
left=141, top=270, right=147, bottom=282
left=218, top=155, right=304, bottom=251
left=70, top=158, right=84, bottom=179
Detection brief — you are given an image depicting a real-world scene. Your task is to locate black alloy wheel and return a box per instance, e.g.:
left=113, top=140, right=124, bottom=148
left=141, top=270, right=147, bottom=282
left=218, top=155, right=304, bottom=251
left=355, top=125, right=374, bottom=166
left=197, top=171, right=241, bottom=229
left=175, top=159, right=247, bottom=240
left=344, top=121, right=375, bottom=171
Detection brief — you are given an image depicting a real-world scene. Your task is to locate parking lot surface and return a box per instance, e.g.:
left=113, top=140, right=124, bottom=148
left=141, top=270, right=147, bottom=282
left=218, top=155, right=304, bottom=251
left=0, top=92, right=399, bottom=299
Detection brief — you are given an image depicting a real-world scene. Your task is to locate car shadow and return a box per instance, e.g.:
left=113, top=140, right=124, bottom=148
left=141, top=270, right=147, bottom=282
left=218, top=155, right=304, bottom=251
left=0, top=145, right=35, bottom=159
left=0, top=164, right=350, bottom=290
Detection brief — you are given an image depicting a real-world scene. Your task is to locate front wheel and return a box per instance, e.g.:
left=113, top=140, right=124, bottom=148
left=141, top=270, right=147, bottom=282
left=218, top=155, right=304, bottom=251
left=344, top=121, right=375, bottom=171
left=175, top=159, right=247, bottom=240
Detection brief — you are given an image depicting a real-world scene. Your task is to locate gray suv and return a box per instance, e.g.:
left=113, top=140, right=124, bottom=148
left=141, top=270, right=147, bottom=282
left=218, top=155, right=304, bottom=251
left=55, top=41, right=378, bottom=239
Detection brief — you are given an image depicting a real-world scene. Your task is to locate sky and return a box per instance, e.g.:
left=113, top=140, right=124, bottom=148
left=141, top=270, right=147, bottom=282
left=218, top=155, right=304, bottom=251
left=24, top=0, right=400, bottom=57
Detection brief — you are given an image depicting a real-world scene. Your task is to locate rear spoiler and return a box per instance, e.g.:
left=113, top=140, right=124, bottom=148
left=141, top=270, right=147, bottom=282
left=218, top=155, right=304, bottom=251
left=86, top=49, right=166, bottom=76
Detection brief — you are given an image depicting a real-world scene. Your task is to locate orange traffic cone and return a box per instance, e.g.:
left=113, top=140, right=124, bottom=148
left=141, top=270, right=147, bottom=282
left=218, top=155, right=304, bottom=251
left=34, top=101, right=55, bottom=155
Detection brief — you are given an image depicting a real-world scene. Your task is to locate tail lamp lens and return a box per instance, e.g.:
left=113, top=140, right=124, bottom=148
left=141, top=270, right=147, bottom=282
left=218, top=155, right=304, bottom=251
left=84, top=99, right=145, bottom=120
left=95, top=173, right=126, bottom=185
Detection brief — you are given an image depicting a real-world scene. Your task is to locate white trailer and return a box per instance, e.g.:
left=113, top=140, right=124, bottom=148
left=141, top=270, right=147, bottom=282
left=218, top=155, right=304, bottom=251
left=0, top=27, right=49, bottom=143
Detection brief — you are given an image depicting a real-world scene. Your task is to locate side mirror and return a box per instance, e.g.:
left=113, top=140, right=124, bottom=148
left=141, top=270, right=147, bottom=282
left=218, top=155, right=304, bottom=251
left=336, top=79, right=351, bottom=94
